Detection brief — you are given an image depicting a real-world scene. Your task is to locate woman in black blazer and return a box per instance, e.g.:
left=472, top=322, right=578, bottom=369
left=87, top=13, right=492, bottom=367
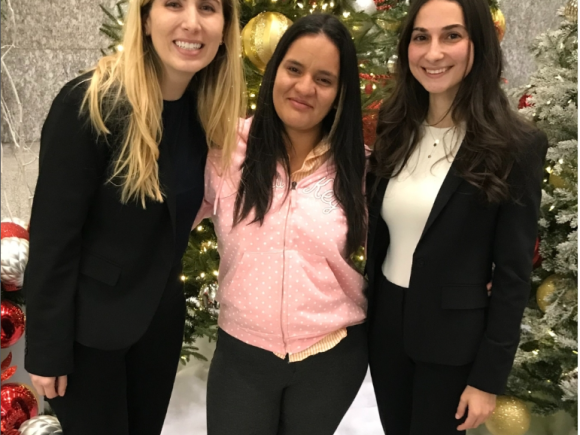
left=23, top=0, right=244, bottom=434
left=366, top=0, right=547, bottom=434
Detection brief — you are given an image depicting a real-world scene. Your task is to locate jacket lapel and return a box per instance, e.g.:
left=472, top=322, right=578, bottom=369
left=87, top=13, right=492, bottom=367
left=418, top=143, right=465, bottom=241
left=367, top=174, right=389, bottom=258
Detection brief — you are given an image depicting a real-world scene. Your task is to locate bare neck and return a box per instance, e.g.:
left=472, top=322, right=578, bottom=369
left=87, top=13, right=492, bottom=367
left=285, top=127, right=323, bottom=173
left=160, top=69, right=194, bottom=101
left=426, top=92, right=456, bottom=128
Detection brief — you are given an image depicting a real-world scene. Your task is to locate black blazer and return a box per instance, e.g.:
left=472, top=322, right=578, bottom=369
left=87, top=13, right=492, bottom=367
left=366, top=133, right=547, bottom=394
left=23, top=76, right=204, bottom=377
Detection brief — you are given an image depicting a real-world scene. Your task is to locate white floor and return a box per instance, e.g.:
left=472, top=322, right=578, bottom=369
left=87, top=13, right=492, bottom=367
left=161, top=338, right=576, bottom=435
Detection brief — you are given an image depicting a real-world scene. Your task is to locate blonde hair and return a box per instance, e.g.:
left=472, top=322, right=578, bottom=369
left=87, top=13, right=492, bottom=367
left=83, top=0, right=245, bottom=206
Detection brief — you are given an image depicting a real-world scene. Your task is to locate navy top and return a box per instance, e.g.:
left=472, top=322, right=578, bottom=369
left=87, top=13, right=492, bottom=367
left=161, top=91, right=207, bottom=265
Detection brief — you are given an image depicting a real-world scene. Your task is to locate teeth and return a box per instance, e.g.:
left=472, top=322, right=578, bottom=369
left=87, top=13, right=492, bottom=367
left=175, top=41, right=202, bottom=50
left=426, top=68, right=448, bottom=74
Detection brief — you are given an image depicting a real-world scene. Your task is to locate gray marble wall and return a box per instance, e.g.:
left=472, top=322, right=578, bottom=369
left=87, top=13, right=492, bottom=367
left=501, top=0, right=569, bottom=88
left=1, top=0, right=117, bottom=144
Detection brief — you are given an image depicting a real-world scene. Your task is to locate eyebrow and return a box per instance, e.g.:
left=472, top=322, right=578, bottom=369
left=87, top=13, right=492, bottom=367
left=412, top=24, right=466, bottom=32
left=284, top=59, right=338, bottom=80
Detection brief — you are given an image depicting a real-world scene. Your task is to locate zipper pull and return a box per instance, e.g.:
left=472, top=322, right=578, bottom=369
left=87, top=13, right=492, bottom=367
left=291, top=181, right=297, bottom=190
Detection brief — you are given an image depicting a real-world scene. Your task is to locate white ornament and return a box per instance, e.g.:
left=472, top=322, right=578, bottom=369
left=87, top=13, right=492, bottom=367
left=352, top=0, right=376, bottom=14
left=1, top=237, right=29, bottom=289
left=19, top=415, right=63, bottom=435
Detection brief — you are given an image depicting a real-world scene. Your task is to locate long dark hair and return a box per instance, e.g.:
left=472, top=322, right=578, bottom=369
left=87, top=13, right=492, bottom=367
left=234, top=13, right=366, bottom=256
left=371, top=0, right=536, bottom=202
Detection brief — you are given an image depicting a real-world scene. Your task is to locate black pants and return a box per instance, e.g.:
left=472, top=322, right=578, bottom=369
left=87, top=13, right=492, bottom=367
left=368, top=275, right=471, bottom=435
left=48, top=275, right=186, bottom=435
left=207, top=324, right=368, bottom=435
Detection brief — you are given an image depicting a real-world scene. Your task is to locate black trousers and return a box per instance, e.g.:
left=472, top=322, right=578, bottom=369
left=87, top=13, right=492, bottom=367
left=207, top=324, right=368, bottom=435
left=47, top=272, right=186, bottom=435
left=368, top=275, right=471, bottom=435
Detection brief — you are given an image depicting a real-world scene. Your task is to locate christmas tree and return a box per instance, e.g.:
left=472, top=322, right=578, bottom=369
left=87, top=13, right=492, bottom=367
left=99, top=0, right=507, bottom=364
left=505, top=1, right=578, bottom=421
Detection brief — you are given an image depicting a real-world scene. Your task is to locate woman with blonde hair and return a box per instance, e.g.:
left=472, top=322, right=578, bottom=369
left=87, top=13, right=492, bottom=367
left=23, top=0, right=244, bottom=433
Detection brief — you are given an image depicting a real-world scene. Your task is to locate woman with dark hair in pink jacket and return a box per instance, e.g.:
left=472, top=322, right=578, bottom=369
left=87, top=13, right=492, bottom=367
left=195, top=13, right=368, bottom=435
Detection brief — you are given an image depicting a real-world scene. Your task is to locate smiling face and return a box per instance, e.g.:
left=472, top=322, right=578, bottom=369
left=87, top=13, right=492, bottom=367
left=272, top=34, right=340, bottom=138
left=144, top=0, right=224, bottom=89
left=408, top=0, right=474, bottom=101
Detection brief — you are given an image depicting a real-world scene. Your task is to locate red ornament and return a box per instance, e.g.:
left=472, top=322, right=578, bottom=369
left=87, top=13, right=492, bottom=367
left=0, top=223, right=29, bottom=241
left=363, top=112, right=379, bottom=146
left=518, top=93, right=533, bottom=110
left=1, top=301, right=25, bottom=349
left=1, top=366, right=17, bottom=382
left=0, top=383, right=38, bottom=432
left=365, top=83, right=373, bottom=95
left=533, top=237, right=542, bottom=269
left=1, top=353, right=12, bottom=372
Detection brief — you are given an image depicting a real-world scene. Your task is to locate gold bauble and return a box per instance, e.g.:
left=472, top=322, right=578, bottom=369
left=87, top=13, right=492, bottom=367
left=549, top=172, right=567, bottom=189
left=565, top=0, right=578, bottom=23
left=241, top=12, right=293, bottom=73
left=491, top=8, right=506, bottom=42
left=485, top=396, right=531, bottom=435
left=376, top=18, right=401, bottom=32
left=536, top=274, right=562, bottom=313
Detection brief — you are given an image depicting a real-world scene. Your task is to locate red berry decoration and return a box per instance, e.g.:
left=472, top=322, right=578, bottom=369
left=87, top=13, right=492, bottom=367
left=518, top=93, right=533, bottom=110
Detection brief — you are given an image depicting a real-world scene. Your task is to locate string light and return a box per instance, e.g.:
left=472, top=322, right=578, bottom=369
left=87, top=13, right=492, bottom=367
left=559, top=159, right=564, bottom=164
left=343, top=11, right=350, bottom=17
left=117, top=20, right=123, bottom=26
left=546, top=166, right=553, bottom=173
left=297, top=2, right=304, bottom=7
left=200, top=272, right=206, bottom=278
left=116, top=44, right=124, bottom=52
left=251, top=104, right=257, bottom=110
left=197, top=225, right=204, bottom=231
left=213, top=271, right=219, bottom=276
left=181, top=275, right=187, bottom=281
left=532, top=350, right=539, bottom=355
left=250, top=93, right=256, bottom=98
left=549, top=205, right=556, bottom=211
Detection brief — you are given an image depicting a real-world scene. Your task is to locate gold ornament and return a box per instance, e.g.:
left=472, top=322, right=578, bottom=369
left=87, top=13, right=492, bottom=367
left=485, top=396, right=531, bottom=435
left=536, top=274, right=562, bottom=313
left=241, top=12, right=293, bottom=73
left=491, top=8, right=506, bottom=42
left=549, top=172, right=567, bottom=189
left=376, top=18, right=401, bottom=32
left=565, top=0, right=578, bottom=23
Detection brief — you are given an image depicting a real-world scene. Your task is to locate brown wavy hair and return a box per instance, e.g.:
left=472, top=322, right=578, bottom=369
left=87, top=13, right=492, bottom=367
left=370, top=0, right=536, bottom=202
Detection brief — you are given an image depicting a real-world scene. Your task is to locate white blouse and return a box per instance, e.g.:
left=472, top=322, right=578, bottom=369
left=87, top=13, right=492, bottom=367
left=381, top=125, right=465, bottom=288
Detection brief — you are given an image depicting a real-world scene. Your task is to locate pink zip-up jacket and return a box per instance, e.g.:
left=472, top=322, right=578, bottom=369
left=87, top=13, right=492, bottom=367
left=195, top=117, right=367, bottom=355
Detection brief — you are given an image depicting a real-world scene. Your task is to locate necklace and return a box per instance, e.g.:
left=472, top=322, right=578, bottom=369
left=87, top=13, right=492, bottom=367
left=424, top=124, right=455, bottom=159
